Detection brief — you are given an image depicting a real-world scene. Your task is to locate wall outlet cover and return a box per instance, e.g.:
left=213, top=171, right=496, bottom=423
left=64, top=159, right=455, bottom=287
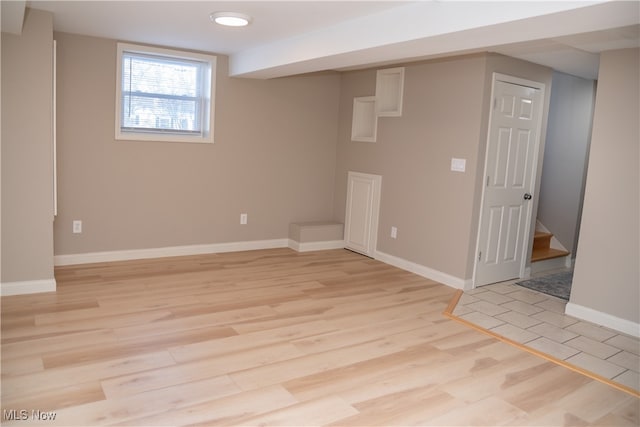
left=451, top=158, right=466, bottom=172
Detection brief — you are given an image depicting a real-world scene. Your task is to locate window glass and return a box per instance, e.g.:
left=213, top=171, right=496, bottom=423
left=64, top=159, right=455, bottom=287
left=115, top=43, right=216, bottom=143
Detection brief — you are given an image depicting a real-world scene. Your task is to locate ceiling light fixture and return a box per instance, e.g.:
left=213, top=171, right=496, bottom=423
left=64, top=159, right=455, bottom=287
left=209, top=12, right=252, bottom=27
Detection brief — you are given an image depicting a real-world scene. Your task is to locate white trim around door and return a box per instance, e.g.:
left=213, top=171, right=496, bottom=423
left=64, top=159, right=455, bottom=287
left=344, top=171, right=382, bottom=258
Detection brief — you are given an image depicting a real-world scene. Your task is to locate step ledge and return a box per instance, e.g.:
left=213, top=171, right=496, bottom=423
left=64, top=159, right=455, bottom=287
left=530, top=255, right=572, bottom=274
left=531, top=249, right=570, bottom=262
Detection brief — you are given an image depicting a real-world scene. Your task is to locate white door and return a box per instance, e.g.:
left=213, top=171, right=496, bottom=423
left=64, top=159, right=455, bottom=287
left=344, top=172, right=381, bottom=257
left=474, top=75, right=545, bottom=286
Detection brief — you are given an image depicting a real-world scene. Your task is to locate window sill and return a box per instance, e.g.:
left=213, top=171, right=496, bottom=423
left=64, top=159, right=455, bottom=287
left=115, top=130, right=214, bottom=144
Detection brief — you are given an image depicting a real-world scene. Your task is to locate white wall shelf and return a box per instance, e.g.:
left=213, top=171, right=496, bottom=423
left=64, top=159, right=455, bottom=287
left=376, top=67, right=405, bottom=117
left=351, top=96, right=378, bottom=142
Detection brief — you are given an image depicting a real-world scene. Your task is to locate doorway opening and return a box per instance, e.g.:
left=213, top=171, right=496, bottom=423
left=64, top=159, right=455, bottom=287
left=473, top=73, right=546, bottom=288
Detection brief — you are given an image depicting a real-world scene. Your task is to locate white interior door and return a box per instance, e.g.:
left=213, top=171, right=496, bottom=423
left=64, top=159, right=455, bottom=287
left=474, top=75, right=545, bottom=286
left=344, top=171, right=381, bottom=257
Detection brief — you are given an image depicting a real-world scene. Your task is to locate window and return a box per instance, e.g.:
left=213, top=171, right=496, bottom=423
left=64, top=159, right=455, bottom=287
left=115, top=43, right=216, bottom=143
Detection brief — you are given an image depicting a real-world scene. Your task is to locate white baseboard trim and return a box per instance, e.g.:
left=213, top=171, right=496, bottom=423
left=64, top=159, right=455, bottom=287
left=374, top=251, right=472, bottom=290
left=1, top=278, right=57, bottom=296
left=54, top=239, right=290, bottom=266
left=566, top=256, right=575, bottom=269
left=288, top=239, right=344, bottom=253
left=565, top=302, right=640, bottom=338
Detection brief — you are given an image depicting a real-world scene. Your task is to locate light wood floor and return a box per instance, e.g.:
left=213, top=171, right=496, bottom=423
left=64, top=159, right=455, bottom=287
left=1, top=248, right=638, bottom=426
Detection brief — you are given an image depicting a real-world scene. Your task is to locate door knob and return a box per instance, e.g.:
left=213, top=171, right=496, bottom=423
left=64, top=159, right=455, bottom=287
left=524, top=193, right=532, bottom=200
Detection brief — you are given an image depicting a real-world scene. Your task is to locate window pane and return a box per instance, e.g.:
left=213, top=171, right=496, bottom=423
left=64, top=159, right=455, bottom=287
left=123, top=54, right=199, bottom=97
left=121, top=52, right=204, bottom=134
left=116, top=43, right=215, bottom=143
left=122, top=94, right=199, bottom=132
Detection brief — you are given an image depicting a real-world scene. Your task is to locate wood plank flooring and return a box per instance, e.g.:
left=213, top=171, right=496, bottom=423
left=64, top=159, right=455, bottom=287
left=1, top=248, right=638, bottom=426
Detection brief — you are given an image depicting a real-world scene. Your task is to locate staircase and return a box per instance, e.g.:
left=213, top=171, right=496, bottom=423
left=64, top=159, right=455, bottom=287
left=531, top=231, right=570, bottom=262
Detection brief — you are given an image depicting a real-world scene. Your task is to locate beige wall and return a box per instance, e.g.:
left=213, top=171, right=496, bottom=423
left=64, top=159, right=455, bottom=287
left=1, top=9, right=55, bottom=283
left=334, top=55, right=488, bottom=280
left=570, top=48, right=639, bottom=324
left=537, top=71, right=595, bottom=255
left=53, top=33, right=340, bottom=255
left=334, top=54, right=552, bottom=282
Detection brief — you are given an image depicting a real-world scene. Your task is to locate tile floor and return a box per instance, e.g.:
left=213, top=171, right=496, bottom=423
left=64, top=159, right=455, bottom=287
left=452, top=276, right=640, bottom=393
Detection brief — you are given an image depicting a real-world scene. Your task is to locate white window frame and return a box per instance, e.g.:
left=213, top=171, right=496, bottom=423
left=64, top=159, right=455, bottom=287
left=115, top=42, right=216, bottom=144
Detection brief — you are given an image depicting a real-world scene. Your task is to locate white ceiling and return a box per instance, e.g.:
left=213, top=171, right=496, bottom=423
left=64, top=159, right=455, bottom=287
left=16, top=1, right=640, bottom=79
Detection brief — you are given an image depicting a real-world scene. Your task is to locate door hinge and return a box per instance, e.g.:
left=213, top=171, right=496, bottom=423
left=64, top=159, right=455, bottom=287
left=486, top=176, right=489, bottom=187
left=478, top=251, right=482, bottom=261
left=493, top=98, right=497, bottom=110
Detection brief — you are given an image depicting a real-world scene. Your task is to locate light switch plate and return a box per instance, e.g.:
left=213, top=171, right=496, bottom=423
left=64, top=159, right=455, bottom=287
left=451, top=158, right=466, bottom=172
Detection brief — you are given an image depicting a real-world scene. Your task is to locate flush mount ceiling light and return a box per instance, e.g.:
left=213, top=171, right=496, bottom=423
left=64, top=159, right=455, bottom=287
left=209, top=12, right=252, bottom=27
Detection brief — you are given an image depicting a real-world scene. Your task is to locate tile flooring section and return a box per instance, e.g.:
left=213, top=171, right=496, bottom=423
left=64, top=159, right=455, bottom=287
left=453, top=280, right=640, bottom=393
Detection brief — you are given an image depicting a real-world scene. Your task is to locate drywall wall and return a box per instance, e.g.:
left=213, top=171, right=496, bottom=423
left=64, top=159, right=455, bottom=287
left=53, top=32, right=340, bottom=256
left=334, top=53, right=553, bottom=283
left=334, top=55, right=488, bottom=281
left=537, top=71, right=595, bottom=254
left=570, top=48, right=639, bottom=325
left=1, top=9, right=55, bottom=283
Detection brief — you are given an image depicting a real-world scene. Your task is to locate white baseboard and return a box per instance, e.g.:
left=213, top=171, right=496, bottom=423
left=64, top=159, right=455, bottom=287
left=54, top=239, right=290, bottom=266
left=374, top=251, right=471, bottom=290
left=1, top=278, right=57, bottom=296
left=566, top=256, right=575, bottom=269
left=288, top=239, right=344, bottom=252
left=565, top=302, right=640, bottom=338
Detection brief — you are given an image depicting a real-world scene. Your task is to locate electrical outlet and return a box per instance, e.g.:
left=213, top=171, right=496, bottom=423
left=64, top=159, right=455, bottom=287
left=73, top=220, right=82, bottom=234
left=391, top=226, right=398, bottom=239
left=240, top=213, right=248, bottom=225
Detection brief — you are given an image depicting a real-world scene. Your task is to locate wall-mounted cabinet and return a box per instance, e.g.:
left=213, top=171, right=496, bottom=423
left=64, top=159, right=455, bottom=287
left=351, top=96, right=378, bottom=142
left=376, top=67, right=405, bottom=117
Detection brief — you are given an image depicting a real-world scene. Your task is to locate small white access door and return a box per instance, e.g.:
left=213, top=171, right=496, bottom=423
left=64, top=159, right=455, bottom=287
left=344, top=171, right=382, bottom=257
left=474, top=74, right=545, bottom=287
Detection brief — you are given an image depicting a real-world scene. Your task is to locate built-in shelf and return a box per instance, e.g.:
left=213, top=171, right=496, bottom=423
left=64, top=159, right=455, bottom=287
left=376, top=67, right=405, bottom=117
left=351, top=96, right=378, bottom=142
left=350, top=67, right=405, bottom=143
